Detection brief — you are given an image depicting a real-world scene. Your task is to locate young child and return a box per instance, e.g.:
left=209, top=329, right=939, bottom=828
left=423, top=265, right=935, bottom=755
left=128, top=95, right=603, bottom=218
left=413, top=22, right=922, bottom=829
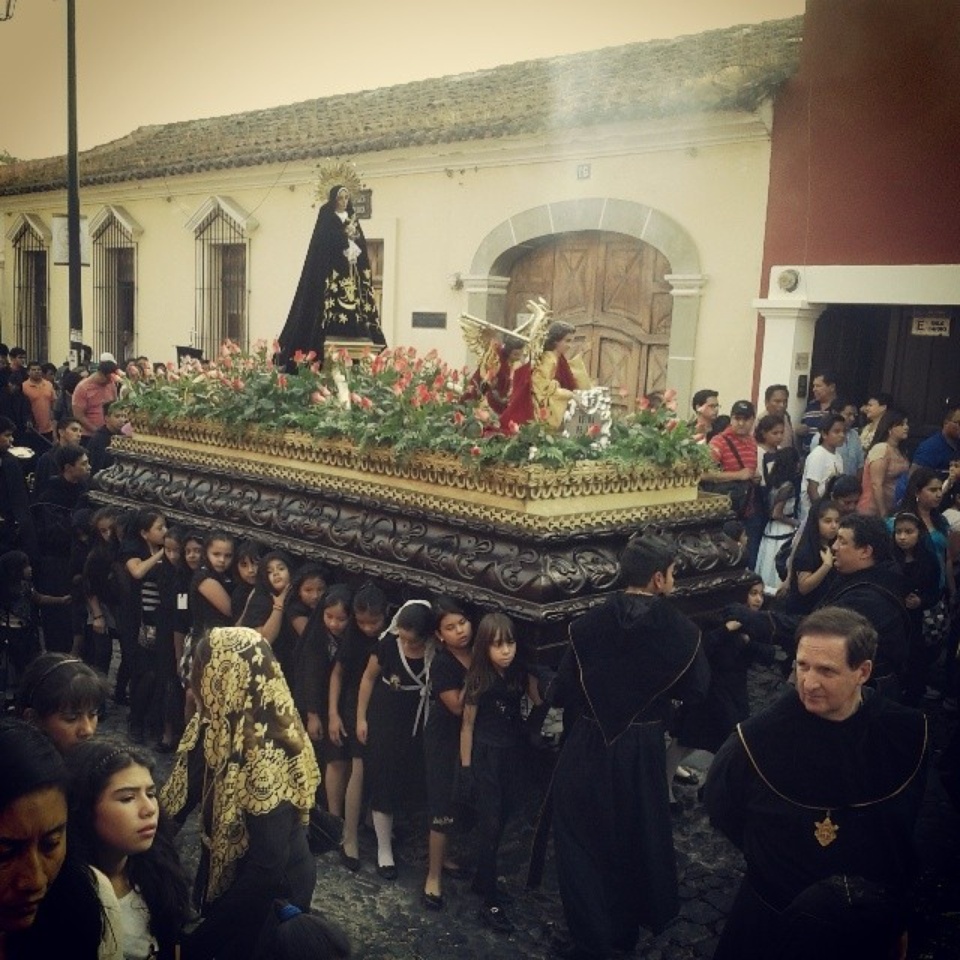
left=16, top=651, right=109, bottom=753
left=327, top=583, right=388, bottom=869
left=287, top=563, right=331, bottom=640
left=356, top=599, right=434, bottom=880
left=189, top=530, right=236, bottom=638
left=670, top=575, right=777, bottom=807
left=153, top=526, right=186, bottom=753
left=65, top=737, right=191, bottom=959
left=238, top=550, right=296, bottom=681
left=81, top=508, right=121, bottom=677
left=231, top=538, right=264, bottom=622
left=299, top=584, right=352, bottom=816
left=422, top=597, right=474, bottom=910
left=755, top=447, right=800, bottom=594
left=458, top=612, right=541, bottom=933
left=784, top=498, right=840, bottom=616
left=799, top=412, right=845, bottom=521
left=119, top=509, right=168, bottom=744
left=891, top=511, right=944, bottom=707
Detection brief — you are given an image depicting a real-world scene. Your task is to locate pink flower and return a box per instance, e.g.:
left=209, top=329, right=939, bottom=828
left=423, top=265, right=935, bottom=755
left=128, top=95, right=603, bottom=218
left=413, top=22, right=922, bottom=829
left=587, top=423, right=601, bottom=437
left=293, top=350, right=305, bottom=364
left=507, top=420, right=520, bottom=436
left=470, top=445, right=481, bottom=456
left=310, top=391, right=326, bottom=405
left=277, top=374, right=288, bottom=390
left=638, top=396, right=651, bottom=410
left=453, top=411, right=465, bottom=426
left=349, top=392, right=363, bottom=405
left=272, top=339, right=282, bottom=355
left=360, top=396, right=373, bottom=410
left=392, top=383, right=403, bottom=397
left=666, top=418, right=679, bottom=431
left=474, top=407, right=491, bottom=423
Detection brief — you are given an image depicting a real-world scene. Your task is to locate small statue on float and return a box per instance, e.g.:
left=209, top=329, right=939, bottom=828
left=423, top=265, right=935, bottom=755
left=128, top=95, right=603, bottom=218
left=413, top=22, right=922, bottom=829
left=458, top=313, right=532, bottom=416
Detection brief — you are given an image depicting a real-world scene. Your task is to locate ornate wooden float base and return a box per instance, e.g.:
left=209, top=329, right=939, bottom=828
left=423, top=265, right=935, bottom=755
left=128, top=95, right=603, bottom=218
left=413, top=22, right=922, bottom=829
left=94, top=430, right=751, bottom=649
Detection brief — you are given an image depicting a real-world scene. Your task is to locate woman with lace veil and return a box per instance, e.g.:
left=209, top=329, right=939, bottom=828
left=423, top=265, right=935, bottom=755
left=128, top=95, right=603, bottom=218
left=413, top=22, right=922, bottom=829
left=160, top=627, right=320, bottom=960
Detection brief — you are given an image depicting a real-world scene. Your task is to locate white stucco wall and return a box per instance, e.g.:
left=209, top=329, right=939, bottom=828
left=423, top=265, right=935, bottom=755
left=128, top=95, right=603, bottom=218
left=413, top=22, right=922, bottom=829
left=0, top=108, right=772, bottom=409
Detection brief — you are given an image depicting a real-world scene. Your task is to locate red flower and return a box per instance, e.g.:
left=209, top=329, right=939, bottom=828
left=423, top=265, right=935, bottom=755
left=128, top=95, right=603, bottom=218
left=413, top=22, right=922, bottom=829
left=277, top=374, right=288, bottom=390
left=453, top=411, right=465, bottom=426
left=470, top=445, right=481, bottom=456
left=587, top=423, right=601, bottom=437
left=293, top=350, right=305, bottom=364
left=507, top=420, right=521, bottom=436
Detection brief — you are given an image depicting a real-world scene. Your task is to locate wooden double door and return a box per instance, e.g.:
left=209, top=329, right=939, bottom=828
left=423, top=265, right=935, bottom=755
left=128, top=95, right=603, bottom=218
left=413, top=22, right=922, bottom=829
left=505, top=231, right=673, bottom=414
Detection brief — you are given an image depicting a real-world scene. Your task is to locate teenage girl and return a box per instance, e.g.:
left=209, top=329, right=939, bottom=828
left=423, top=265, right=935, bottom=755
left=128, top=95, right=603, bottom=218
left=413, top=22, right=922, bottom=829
left=66, top=737, right=191, bottom=959
left=190, top=530, right=236, bottom=638
left=287, top=562, right=330, bottom=640
left=328, top=583, right=388, bottom=870
left=299, top=584, right=351, bottom=815
left=239, top=550, right=296, bottom=681
left=891, top=511, right=944, bottom=706
left=899, top=467, right=957, bottom=606
left=784, top=498, right=840, bottom=616
left=357, top=600, right=434, bottom=880
left=755, top=446, right=800, bottom=594
left=16, top=651, right=109, bottom=753
left=82, top=507, right=121, bottom=676
left=120, top=509, right=168, bottom=743
left=231, top=539, right=263, bottom=622
left=422, top=597, right=474, bottom=910
left=154, top=526, right=186, bottom=753
left=459, top=612, right=540, bottom=933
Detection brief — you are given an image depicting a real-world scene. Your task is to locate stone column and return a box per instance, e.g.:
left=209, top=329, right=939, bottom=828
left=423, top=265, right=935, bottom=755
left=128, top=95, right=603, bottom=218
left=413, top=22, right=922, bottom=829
left=753, top=299, right=827, bottom=424
left=665, top=273, right=708, bottom=414
left=463, top=275, right=511, bottom=328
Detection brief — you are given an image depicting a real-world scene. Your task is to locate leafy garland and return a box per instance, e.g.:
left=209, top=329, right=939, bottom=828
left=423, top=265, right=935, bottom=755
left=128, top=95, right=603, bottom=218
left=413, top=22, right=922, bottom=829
left=120, top=340, right=711, bottom=472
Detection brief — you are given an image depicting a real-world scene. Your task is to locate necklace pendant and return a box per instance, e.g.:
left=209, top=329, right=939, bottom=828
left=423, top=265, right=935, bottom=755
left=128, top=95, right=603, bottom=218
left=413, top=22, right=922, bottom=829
left=814, top=811, right=839, bottom=847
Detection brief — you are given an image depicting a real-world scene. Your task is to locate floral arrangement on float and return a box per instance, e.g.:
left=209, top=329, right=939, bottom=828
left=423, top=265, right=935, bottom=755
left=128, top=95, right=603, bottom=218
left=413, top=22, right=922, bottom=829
left=120, top=338, right=710, bottom=481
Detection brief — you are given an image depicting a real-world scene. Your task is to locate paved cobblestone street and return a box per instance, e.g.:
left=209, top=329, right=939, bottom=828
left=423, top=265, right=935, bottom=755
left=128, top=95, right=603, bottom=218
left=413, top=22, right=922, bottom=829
left=103, top=657, right=960, bottom=959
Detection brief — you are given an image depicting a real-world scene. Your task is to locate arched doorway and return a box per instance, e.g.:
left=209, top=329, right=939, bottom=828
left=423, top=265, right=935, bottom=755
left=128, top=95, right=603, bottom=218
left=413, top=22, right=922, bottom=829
left=466, top=198, right=703, bottom=412
left=505, top=230, right=672, bottom=413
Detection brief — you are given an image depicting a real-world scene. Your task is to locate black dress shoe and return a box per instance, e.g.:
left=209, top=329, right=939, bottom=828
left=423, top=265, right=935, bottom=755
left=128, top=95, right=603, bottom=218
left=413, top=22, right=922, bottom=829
left=478, top=903, right=514, bottom=933
left=339, top=847, right=360, bottom=872
left=421, top=890, right=445, bottom=911
left=376, top=863, right=398, bottom=881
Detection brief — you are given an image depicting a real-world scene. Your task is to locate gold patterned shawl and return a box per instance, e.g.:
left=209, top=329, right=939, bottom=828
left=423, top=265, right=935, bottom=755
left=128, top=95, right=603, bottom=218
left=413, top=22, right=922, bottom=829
left=160, top=627, right=320, bottom=903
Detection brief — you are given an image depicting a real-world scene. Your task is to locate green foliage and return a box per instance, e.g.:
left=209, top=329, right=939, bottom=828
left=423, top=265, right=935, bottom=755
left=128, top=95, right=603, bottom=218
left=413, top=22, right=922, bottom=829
left=122, top=341, right=710, bottom=472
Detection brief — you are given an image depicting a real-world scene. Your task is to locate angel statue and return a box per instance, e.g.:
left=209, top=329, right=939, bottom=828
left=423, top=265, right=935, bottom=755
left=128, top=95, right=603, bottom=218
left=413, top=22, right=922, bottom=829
left=278, top=161, right=386, bottom=368
left=497, top=301, right=594, bottom=432
left=458, top=313, right=532, bottom=415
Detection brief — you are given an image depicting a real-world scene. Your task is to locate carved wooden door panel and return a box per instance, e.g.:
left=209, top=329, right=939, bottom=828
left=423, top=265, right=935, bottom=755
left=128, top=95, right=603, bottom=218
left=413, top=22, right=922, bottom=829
left=505, top=231, right=672, bottom=413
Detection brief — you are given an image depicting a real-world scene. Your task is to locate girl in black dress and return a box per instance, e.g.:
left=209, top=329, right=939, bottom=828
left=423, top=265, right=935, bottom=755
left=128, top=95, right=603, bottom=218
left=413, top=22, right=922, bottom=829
left=356, top=599, right=433, bottom=880
left=784, top=498, right=840, bottom=616
left=422, top=597, right=474, bottom=910
left=459, top=613, right=541, bottom=933
left=327, top=583, right=388, bottom=870
left=238, top=551, right=295, bottom=682
left=297, top=583, right=350, bottom=815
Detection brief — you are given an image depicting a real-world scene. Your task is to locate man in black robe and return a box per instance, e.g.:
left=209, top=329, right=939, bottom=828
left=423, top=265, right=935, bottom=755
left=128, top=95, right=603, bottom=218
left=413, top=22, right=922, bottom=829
left=549, top=534, right=710, bottom=960
left=705, top=607, right=927, bottom=960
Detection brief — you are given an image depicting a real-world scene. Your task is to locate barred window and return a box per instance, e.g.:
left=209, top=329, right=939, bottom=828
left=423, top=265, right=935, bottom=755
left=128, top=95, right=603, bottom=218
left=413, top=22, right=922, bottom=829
left=8, top=214, right=49, bottom=362
left=189, top=197, right=256, bottom=360
left=92, top=206, right=140, bottom=362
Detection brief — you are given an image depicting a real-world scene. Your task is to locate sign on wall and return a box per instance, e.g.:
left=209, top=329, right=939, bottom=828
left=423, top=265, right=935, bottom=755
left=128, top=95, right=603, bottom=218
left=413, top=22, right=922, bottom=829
left=51, top=214, right=91, bottom=266
left=911, top=310, right=951, bottom=337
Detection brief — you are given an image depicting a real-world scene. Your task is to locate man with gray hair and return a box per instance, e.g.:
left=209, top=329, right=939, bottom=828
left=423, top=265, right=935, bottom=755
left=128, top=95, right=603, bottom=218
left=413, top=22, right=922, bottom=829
left=705, top=607, right=927, bottom=960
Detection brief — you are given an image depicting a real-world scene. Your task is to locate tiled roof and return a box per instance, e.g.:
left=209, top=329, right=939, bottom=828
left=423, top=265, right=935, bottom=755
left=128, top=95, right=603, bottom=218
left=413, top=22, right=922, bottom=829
left=0, top=16, right=802, bottom=197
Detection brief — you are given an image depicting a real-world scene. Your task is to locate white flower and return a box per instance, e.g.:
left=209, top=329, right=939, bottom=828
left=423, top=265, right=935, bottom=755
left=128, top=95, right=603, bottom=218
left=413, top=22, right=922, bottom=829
left=528, top=446, right=539, bottom=461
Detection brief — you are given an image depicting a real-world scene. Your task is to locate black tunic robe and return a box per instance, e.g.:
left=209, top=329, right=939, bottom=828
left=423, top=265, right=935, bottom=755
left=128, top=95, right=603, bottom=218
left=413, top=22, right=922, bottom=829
left=278, top=186, right=385, bottom=365
left=550, top=591, right=709, bottom=957
left=705, top=688, right=927, bottom=960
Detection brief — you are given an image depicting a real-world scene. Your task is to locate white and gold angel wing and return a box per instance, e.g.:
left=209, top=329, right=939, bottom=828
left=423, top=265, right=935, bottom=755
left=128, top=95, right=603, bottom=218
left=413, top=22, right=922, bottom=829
left=524, top=297, right=552, bottom=367
left=458, top=313, right=498, bottom=359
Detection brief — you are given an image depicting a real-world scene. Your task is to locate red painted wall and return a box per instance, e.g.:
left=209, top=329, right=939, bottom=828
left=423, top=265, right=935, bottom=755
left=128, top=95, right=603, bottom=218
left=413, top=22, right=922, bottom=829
left=760, top=0, right=960, bottom=294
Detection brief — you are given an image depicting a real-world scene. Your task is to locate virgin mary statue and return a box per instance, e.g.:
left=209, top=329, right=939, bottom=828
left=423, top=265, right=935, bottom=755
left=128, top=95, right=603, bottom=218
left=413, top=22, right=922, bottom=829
left=278, top=184, right=386, bottom=365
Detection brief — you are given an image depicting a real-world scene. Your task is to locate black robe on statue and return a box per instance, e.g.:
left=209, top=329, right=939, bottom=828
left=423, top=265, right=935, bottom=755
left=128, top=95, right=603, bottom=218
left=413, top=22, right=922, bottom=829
left=705, top=688, right=927, bottom=960
left=278, top=185, right=385, bottom=366
left=550, top=592, right=709, bottom=959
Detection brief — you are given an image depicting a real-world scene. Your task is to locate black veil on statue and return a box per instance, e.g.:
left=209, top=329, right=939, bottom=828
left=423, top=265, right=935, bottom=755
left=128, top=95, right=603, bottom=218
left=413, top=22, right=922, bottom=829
left=278, top=184, right=386, bottom=367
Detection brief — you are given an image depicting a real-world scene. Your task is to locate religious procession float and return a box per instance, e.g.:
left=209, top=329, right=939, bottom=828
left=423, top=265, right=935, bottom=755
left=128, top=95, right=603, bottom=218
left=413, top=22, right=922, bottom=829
left=94, top=297, right=749, bottom=651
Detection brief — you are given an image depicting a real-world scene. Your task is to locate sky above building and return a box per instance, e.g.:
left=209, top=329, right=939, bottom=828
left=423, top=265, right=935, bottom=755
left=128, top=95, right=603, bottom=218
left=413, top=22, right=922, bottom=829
left=0, top=0, right=803, bottom=162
